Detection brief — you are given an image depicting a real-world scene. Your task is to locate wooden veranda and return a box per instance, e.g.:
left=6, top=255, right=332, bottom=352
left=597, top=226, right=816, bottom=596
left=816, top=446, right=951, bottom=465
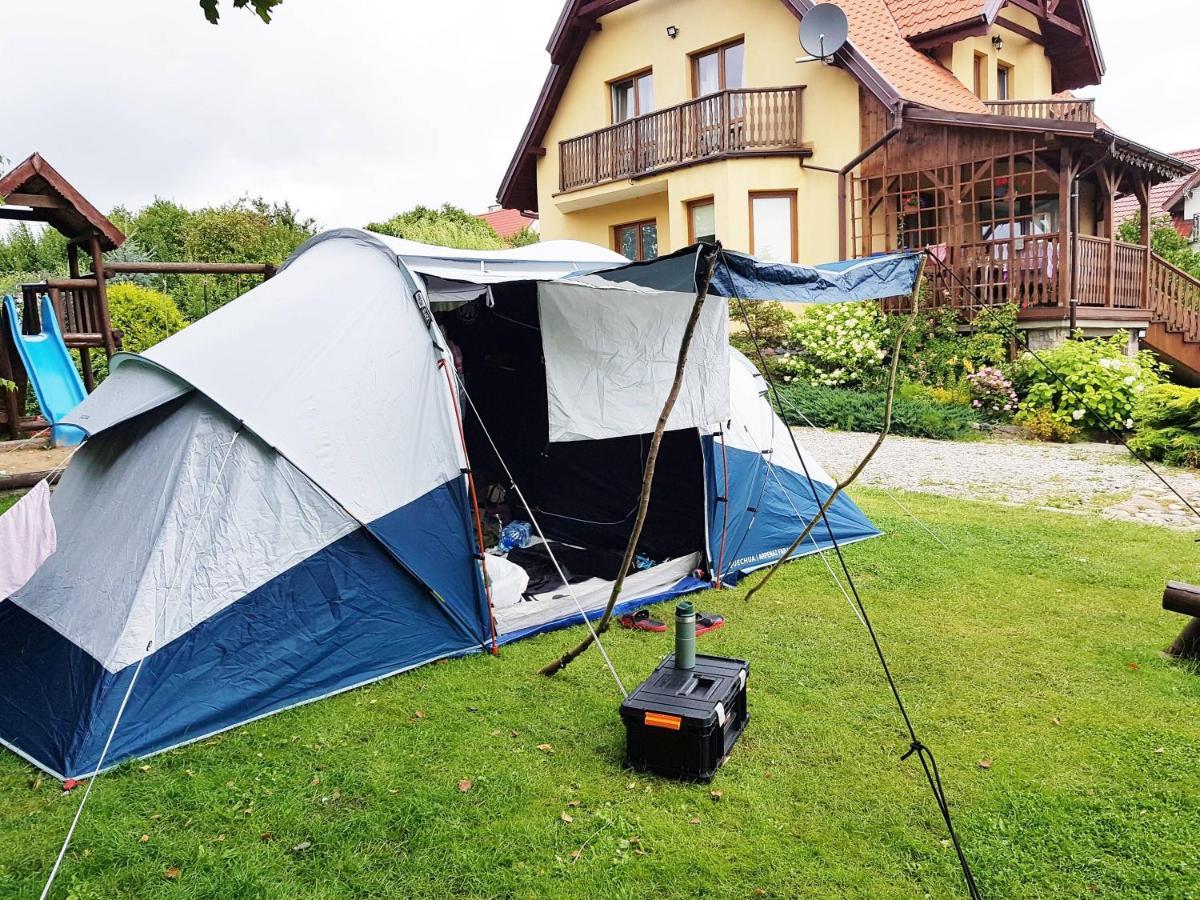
left=843, top=101, right=1200, bottom=375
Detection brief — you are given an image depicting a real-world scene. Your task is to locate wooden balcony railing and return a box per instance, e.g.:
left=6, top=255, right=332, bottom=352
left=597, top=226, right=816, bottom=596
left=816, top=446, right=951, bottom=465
left=559, top=86, right=806, bottom=193
left=886, top=234, right=1151, bottom=318
left=984, top=98, right=1096, bottom=123
left=1149, top=255, right=1200, bottom=341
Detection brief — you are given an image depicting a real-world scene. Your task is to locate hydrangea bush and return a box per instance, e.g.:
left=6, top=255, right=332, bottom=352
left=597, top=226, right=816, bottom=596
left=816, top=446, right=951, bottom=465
left=1012, top=332, right=1164, bottom=433
left=776, top=301, right=889, bottom=388
left=967, top=366, right=1018, bottom=420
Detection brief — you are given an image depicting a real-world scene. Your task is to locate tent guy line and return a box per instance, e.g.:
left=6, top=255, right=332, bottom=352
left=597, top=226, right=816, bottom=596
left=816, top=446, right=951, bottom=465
left=737, top=418, right=869, bottom=630
left=724, top=255, right=983, bottom=900
left=453, top=367, right=630, bottom=697
left=39, top=426, right=244, bottom=900
left=780, top=400, right=951, bottom=551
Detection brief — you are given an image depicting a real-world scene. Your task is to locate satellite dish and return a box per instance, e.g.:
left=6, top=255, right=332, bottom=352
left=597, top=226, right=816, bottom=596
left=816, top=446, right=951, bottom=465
left=798, top=2, right=849, bottom=61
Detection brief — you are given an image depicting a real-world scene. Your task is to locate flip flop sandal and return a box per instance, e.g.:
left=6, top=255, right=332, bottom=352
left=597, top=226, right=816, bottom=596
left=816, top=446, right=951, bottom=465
left=618, top=609, right=667, bottom=632
left=695, top=612, right=726, bottom=636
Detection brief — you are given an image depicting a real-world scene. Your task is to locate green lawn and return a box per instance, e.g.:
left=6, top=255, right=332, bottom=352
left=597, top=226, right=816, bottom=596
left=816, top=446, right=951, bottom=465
left=1, top=489, right=1198, bottom=899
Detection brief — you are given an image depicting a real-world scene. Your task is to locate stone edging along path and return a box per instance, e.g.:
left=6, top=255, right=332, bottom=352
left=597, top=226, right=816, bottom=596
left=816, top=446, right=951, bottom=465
left=793, top=427, right=1200, bottom=531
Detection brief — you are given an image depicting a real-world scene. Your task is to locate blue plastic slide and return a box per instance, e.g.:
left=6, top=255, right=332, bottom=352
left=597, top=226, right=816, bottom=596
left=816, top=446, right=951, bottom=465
left=2, top=294, right=86, bottom=446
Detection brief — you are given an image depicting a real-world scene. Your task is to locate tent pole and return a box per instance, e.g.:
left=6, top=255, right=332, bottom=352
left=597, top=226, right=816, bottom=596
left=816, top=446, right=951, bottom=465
left=539, top=242, right=722, bottom=678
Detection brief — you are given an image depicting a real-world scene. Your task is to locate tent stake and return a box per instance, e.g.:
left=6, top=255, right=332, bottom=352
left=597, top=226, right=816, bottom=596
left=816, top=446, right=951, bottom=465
left=743, top=260, right=923, bottom=604
left=539, top=243, right=721, bottom=678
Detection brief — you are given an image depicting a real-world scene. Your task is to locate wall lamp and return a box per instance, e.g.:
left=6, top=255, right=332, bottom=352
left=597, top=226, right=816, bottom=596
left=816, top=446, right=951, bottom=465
left=992, top=34, right=1004, bottom=51
left=666, top=25, right=679, bottom=39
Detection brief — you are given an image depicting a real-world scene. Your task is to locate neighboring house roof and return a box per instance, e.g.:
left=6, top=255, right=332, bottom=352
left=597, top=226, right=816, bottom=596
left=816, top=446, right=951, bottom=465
left=1112, top=148, right=1200, bottom=224
left=476, top=208, right=537, bottom=239
left=0, top=153, right=125, bottom=252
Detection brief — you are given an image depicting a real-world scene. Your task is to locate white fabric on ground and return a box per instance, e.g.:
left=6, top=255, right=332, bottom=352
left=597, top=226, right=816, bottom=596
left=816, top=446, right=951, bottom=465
left=539, top=281, right=729, bottom=442
left=0, top=480, right=56, bottom=600
left=11, top=395, right=358, bottom=672
left=484, top=554, right=529, bottom=610
left=493, top=553, right=699, bottom=636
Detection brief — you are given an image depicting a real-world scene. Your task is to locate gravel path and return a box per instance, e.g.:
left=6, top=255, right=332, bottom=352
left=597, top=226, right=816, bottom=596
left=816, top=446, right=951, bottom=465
left=795, top=427, right=1200, bottom=531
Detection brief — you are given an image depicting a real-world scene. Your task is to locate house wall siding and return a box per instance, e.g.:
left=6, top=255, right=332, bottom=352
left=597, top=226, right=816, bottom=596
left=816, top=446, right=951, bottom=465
left=536, top=0, right=860, bottom=265
left=937, top=7, right=1054, bottom=101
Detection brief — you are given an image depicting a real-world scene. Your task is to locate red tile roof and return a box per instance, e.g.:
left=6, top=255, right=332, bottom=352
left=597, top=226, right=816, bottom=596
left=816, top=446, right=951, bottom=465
left=476, top=208, right=537, bottom=239
left=885, top=0, right=996, bottom=39
left=841, top=0, right=987, bottom=113
left=1112, top=148, right=1200, bottom=224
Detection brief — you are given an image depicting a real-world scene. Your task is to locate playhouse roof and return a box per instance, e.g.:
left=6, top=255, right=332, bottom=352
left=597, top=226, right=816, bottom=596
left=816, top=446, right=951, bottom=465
left=0, top=153, right=125, bottom=252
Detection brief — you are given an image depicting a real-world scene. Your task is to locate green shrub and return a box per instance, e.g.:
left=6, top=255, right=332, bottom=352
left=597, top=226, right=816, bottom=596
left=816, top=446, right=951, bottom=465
left=892, top=302, right=1016, bottom=388
left=108, top=283, right=187, bottom=353
left=1011, top=333, right=1164, bottom=433
left=777, top=301, right=889, bottom=388
left=774, top=381, right=980, bottom=440
left=729, top=300, right=797, bottom=371
left=84, top=284, right=187, bottom=383
left=1014, top=406, right=1080, bottom=443
left=1127, top=384, right=1200, bottom=468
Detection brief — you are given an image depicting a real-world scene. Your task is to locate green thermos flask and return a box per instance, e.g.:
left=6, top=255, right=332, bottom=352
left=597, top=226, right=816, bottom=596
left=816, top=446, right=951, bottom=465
left=675, top=600, right=696, bottom=670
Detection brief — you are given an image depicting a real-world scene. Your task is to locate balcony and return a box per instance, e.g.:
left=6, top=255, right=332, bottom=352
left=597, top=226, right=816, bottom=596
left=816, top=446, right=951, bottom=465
left=558, top=86, right=807, bottom=193
left=983, top=98, right=1096, bottom=123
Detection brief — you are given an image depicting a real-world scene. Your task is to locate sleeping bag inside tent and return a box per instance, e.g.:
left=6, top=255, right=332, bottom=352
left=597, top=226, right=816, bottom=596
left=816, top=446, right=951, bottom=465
left=0, top=230, right=920, bottom=779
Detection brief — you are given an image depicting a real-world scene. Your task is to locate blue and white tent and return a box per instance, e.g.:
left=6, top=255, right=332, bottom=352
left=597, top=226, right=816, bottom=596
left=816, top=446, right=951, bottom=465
left=0, top=230, right=917, bottom=779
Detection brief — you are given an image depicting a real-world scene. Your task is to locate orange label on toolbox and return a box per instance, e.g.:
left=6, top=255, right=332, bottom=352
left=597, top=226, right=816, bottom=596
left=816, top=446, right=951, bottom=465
left=644, top=711, right=682, bottom=730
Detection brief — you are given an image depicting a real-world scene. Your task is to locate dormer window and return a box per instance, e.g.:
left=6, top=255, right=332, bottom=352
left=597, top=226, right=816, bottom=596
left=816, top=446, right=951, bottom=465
left=996, top=62, right=1012, bottom=100
left=611, top=70, right=653, bottom=123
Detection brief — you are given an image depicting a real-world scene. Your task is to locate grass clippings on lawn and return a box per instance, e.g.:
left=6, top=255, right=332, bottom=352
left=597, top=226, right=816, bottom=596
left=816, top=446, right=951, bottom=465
left=0, top=489, right=1198, bottom=898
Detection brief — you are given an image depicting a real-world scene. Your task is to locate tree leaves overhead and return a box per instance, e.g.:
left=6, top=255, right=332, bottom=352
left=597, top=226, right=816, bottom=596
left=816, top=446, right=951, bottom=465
left=200, top=0, right=284, bottom=25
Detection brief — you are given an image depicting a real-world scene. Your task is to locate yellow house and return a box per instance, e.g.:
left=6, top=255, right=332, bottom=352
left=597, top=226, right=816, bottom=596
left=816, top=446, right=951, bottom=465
left=499, top=0, right=1200, bottom=377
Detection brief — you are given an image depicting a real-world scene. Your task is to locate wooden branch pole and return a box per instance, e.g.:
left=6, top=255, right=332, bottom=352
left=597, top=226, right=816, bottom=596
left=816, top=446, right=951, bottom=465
left=539, top=244, right=722, bottom=678
left=744, top=259, right=925, bottom=604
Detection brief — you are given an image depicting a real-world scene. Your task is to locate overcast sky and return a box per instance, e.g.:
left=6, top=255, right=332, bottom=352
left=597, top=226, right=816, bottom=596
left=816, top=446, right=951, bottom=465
left=6, top=0, right=1195, bottom=230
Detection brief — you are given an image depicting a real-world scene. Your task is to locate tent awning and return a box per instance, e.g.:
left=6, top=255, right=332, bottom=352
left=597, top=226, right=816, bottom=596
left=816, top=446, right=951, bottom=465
left=582, top=244, right=924, bottom=303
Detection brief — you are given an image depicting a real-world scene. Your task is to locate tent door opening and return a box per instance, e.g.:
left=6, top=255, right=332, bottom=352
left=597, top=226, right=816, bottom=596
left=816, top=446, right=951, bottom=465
left=435, top=284, right=707, bottom=639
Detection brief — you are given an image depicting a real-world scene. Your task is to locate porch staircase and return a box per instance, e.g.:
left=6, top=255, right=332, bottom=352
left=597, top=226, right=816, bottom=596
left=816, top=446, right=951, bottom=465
left=1145, top=255, right=1200, bottom=384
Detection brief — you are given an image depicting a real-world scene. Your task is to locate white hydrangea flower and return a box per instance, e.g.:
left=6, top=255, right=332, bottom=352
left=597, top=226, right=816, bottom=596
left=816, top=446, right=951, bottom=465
left=1072, top=409, right=1085, bottom=421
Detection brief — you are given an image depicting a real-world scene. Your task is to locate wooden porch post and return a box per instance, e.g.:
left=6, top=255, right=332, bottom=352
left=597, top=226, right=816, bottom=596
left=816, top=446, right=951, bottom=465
left=1137, top=174, right=1153, bottom=310
left=1057, top=146, right=1074, bottom=315
left=88, top=235, right=117, bottom=358
left=0, top=330, right=21, bottom=441
left=1100, top=164, right=1118, bottom=308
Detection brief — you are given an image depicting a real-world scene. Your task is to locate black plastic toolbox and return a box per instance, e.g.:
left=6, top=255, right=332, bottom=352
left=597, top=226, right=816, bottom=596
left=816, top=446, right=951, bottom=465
left=620, top=653, right=749, bottom=782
